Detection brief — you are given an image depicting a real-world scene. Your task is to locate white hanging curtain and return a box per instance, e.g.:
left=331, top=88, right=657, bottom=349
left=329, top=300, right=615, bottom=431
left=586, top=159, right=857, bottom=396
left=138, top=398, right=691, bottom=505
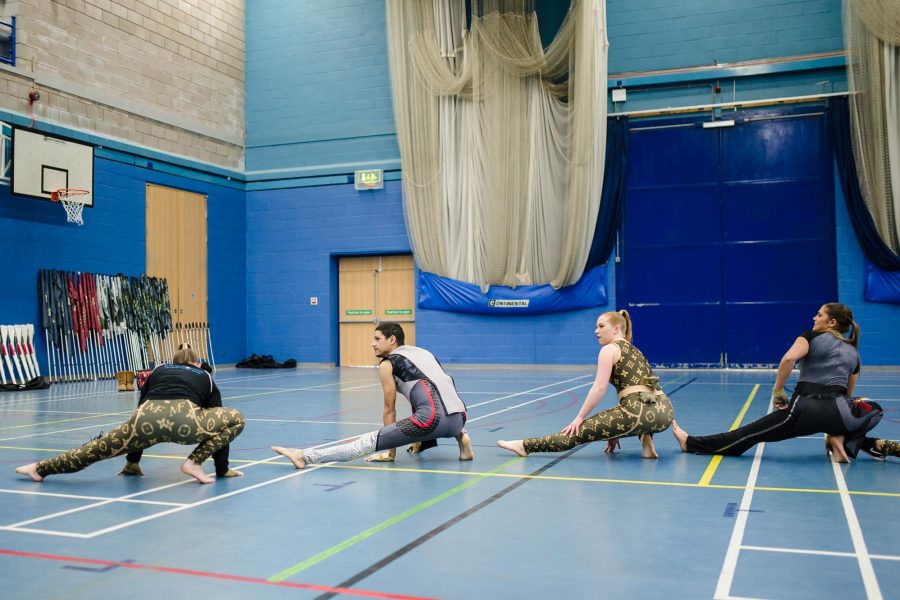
left=386, top=0, right=608, bottom=288
left=844, top=0, right=900, bottom=252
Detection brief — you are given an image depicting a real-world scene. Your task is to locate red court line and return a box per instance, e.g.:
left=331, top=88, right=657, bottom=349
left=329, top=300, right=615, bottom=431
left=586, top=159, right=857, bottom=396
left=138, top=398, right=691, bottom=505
left=0, top=548, right=437, bottom=600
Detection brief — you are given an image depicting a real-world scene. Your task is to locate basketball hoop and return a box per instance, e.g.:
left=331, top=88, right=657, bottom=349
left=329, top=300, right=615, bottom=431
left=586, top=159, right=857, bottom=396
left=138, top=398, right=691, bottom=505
left=50, top=188, right=89, bottom=226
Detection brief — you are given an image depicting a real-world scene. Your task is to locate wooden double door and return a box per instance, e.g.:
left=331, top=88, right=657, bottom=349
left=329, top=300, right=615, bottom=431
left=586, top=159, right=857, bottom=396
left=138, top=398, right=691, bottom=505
left=339, top=255, right=415, bottom=366
left=145, top=184, right=208, bottom=327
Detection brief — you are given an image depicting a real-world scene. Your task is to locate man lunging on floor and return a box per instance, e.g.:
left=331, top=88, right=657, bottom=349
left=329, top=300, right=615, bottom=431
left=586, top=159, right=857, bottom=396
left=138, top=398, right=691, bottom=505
left=273, top=322, right=473, bottom=468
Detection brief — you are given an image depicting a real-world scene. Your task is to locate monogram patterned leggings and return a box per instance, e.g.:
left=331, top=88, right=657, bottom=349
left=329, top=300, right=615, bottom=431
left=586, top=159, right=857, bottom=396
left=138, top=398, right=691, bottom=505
left=523, top=392, right=674, bottom=454
left=878, top=439, right=900, bottom=457
left=35, top=399, right=245, bottom=477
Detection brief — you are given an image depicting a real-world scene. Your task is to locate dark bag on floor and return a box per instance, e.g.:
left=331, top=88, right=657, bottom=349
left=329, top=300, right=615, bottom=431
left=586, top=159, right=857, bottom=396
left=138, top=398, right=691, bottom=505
left=0, top=376, right=52, bottom=392
left=235, top=353, right=297, bottom=369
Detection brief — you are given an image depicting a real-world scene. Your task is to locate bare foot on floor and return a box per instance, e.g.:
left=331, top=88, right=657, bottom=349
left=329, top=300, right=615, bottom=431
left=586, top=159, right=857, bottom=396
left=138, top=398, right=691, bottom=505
left=671, top=421, right=688, bottom=453
left=15, top=463, right=43, bottom=482
left=457, top=432, right=475, bottom=461
left=272, top=446, right=306, bottom=469
left=180, top=459, right=214, bottom=484
left=640, top=433, right=658, bottom=459
left=825, top=434, right=850, bottom=463
left=496, top=440, right=527, bottom=457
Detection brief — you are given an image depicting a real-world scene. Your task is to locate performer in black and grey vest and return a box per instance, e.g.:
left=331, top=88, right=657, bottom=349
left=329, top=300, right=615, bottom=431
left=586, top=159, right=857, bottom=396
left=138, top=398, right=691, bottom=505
left=672, top=303, right=883, bottom=462
left=273, top=322, right=474, bottom=468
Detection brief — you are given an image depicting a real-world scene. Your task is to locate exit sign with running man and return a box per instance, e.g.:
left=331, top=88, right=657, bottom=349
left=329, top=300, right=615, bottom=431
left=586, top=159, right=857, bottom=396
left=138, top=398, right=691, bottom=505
left=354, top=169, right=384, bottom=190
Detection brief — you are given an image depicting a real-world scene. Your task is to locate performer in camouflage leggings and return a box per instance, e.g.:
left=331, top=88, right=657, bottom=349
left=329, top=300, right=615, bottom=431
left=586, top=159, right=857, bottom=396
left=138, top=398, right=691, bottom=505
left=498, top=310, right=673, bottom=459
left=860, top=437, right=900, bottom=461
left=16, top=347, right=245, bottom=484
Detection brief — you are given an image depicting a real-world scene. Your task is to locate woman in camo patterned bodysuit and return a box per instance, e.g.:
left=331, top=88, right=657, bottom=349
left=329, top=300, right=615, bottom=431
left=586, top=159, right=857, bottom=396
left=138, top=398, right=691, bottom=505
left=497, top=310, right=674, bottom=459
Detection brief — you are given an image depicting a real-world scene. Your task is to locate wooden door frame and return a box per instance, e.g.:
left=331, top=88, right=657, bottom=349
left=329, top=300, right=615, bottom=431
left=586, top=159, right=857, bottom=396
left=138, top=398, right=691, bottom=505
left=331, top=250, right=414, bottom=366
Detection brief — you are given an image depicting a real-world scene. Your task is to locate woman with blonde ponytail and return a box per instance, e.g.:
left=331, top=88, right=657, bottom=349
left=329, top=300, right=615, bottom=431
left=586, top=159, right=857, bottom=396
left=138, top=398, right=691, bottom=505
left=673, top=303, right=883, bottom=462
left=498, top=309, right=674, bottom=459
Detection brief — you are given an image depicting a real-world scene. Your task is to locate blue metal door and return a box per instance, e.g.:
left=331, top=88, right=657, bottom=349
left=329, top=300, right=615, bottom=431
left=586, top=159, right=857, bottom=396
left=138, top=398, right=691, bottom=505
left=617, top=107, right=836, bottom=367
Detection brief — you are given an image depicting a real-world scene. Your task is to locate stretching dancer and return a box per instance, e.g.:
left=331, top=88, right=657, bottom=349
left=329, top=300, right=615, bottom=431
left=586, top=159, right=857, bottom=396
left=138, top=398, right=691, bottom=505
left=272, top=322, right=473, bottom=468
left=672, top=303, right=882, bottom=462
left=16, top=347, right=245, bottom=484
left=497, top=310, right=674, bottom=459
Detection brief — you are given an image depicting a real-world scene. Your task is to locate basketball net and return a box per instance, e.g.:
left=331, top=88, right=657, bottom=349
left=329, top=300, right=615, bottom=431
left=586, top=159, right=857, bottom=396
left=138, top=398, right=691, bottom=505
left=51, top=189, right=89, bottom=226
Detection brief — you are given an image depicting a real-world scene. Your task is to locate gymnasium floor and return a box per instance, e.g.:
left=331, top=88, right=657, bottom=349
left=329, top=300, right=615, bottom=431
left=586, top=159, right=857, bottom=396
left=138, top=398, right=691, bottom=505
left=1, top=365, right=898, bottom=599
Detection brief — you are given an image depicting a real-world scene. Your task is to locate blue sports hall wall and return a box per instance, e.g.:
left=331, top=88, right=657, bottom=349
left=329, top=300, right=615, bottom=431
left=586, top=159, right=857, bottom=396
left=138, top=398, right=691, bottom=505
left=1, top=0, right=896, bottom=371
left=0, top=152, right=247, bottom=368
left=240, top=0, right=899, bottom=366
left=245, top=181, right=605, bottom=365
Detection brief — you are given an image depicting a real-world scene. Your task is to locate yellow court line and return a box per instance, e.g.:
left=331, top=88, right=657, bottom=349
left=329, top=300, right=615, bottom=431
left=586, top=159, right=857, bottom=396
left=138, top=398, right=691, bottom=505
left=296, top=461, right=900, bottom=499
left=698, top=383, right=760, bottom=486
left=4, top=442, right=899, bottom=499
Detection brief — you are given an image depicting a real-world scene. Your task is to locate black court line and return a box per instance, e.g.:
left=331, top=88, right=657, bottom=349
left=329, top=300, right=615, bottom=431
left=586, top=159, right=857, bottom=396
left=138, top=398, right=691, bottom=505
left=314, top=445, right=587, bottom=600
left=664, top=377, right=697, bottom=396
left=317, top=376, right=694, bottom=598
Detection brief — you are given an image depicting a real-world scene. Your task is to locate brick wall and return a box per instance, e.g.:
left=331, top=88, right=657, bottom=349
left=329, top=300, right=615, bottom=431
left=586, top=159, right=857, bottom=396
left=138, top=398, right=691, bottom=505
left=0, top=0, right=244, bottom=169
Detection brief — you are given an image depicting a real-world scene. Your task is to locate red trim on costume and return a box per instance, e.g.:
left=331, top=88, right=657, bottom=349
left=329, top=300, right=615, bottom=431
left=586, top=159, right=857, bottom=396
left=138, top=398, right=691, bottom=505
left=409, top=380, right=436, bottom=428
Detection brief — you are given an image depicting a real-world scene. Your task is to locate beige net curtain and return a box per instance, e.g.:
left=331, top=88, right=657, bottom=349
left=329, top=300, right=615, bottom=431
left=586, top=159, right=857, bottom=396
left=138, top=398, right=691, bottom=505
left=844, top=0, right=900, bottom=252
left=386, top=0, right=608, bottom=289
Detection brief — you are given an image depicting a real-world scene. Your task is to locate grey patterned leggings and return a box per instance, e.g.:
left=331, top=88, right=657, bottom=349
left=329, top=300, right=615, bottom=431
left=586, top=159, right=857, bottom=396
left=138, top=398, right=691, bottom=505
left=523, top=392, right=674, bottom=454
left=35, top=399, right=245, bottom=477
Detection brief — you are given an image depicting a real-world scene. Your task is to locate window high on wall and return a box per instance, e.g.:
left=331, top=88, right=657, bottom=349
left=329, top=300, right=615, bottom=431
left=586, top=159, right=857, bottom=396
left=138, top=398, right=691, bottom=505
left=0, top=0, right=15, bottom=66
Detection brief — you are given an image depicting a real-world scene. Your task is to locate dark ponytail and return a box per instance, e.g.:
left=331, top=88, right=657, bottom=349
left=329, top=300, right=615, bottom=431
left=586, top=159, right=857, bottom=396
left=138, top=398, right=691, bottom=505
left=823, top=303, right=859, bottom=348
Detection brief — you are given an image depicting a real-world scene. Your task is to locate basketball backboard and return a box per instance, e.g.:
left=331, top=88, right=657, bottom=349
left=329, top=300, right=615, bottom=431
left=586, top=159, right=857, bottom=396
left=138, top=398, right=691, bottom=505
left=0, top=122, right=10, bottom=184
left=11, top=127, right=94, bottom=206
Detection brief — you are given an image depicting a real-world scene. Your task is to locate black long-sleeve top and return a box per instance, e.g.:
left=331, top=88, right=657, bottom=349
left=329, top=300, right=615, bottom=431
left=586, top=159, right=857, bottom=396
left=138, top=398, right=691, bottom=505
left=126, top=363, right=231, bottom=476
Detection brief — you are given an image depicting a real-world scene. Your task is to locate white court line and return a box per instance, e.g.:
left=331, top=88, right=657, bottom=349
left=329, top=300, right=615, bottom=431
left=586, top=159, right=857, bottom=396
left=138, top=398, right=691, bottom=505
left=7, top=477, right=211, bottom=528
left=0, top=421, right=125, bottom=442
left=240, top=375, right=594, bottom=427
left=4, top=373, right=594, bottom=539
left=452, top=391, right=548, bottom=395
left=715, top=440, right=767, bottom=599
left=874, top=554, right=900, bottom=562
left=0, top=488, right=186, bottom=507
left=247, top=417, right=381, bottom=426
left=1, top=435, right=358, bottom=538
left=83, top=463, right=327, bottom=538
left=468, top=382, right=593, bottom=422
left=465, top=374, right=593, bottom=410
left=215, top=370, right=335, bottom=385
left=742, top=545, right=857, bottom=558
left=0, top=526, right=92, bottom=538
left=0, top=369, right=342, bottom=408
left=832, top=459, right=883, bottom=599
left=0, top=408, right=132, bottom=416
left=742, top=544, right=900, bottom=562
left=0, top=389, right=125, bottom=408
left=224, top=381, right=381, bottom=401
left=80, top=377, right=596, bottom=538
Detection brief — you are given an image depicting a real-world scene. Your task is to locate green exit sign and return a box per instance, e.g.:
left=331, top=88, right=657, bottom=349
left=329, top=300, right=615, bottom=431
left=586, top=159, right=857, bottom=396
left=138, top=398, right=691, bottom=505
left=354, top=169, right=384, bottom=190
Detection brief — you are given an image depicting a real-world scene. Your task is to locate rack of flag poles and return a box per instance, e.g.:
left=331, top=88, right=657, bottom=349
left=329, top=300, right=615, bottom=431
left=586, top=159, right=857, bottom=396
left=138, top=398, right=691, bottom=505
left=38, top=270, right=215, bottom=383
